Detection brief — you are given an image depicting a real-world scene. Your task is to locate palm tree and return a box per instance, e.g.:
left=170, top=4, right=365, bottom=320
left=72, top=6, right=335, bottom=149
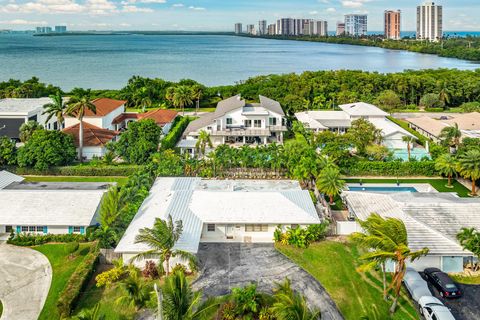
left=401, top=136, right=416, bottom=161
left=270, top=278, right=321, bottom=320
left=172, top=86, right=193, bottom=116
left=437, top=80, right=451, bottom=106
left=133, top=215, right=196, bottom=275
left=65, top=89, right=96, bottom=162
left=316, top=166, right=345, bottom=205
left=19, top=120, right=43, bottom=142
left=435, top=153, right=458, bottom=188
left=191, top=85, right=202, bottom=115
left=195, top=130, right=213, bottom=158
left=457, top=149, right=480, bottom=196
left=351, top=214, right=429, bottom=314
left=134, top=87, right=152, bottom=113
left=42, top=91, right=66, bottom=130
left=116, top=270, right=151, bottom=311
left=73, top=303, right=105, bottom=320
left=439, top=123, right=462, bottom=152
left=162, top=271, right=219, bottom=320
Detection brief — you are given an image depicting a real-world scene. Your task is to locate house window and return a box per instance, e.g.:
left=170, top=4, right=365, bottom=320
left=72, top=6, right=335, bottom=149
left=5, top=226, right=12, bottom=233
left=254, top=120, right=261, bottom=128
left=226, top=118, right=233, bottom=125
left=207, top=224, right=215, bottom=232
left=29, top=226, right=36, bottom=232
left=36, top=226, right=45, bottom=232
left=21, top=226, right=28, bottom=232
left=245, top=224, right=268, bottom=232
left=244, top=120, right=252, bottom=128
left=269, top=117, right=277, bottom=126
left=73, top=226, right=81, bottom=233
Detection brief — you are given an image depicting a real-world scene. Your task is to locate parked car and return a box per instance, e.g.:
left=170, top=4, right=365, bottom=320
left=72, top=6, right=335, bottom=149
left=403, top=267, right=432, bottom=302
left=424, top=268, right=462, bottom=298
left=418, top=296, right=456, bottom=320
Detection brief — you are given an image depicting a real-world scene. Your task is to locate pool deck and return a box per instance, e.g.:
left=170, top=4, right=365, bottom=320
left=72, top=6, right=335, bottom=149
left=346, top=183, right=438, bottom=193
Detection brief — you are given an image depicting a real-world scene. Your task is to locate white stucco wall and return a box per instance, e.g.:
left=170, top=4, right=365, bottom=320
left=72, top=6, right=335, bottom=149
left=64, top=105, right=124, bottom=130
left=5, top=225, right=89, bottom=235
left=383, top=132, right=409, bottom=149
left=79, top=146, right=107, bottom=160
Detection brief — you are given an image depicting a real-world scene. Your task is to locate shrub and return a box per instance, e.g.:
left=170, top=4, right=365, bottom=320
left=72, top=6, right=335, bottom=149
left=307, top=222, right=329, bottom=242
left=273, top=225, right=283, bottom=243
left=0, top=136, right=17, bottom=166
left=64, top=241, right=79, bottom=255
left=95, top=266, right=126, bottom=287
left=419, top=93, right=444, bottom=110
left=285, top=226, right=311, bottom=248
left=142, top=260, right=159, bottom=279
left=115, top=119, right=162, bottom=164
left=161, top=116, right=192, bottom=150
left=10, top=164, right=142, bottom=176
left=7, top=233, right=87, bottom=246
left=345, top=160, right=437, bottom=176
left=460, top=101, right=480, bottom=112
left=171, top=263, right=188, bottom=275
left=57, top=241, right=100, bottom=318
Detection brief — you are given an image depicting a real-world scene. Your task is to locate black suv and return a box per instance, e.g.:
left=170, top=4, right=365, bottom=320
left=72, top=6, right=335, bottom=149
left=424, top=268, right=462, bottom=298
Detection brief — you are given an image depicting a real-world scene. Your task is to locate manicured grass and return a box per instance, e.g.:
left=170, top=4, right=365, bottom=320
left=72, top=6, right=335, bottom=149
left=277, top=241, right=419, bottom=320
left=24, top=175, right=128, bottom=186
left=344, top=178, right=471, bottom=198
left=34, top=243, right=94, bottom=320
left=451, top=274, right=480, bottom=285
left=0, top=299, right=3, bottom=318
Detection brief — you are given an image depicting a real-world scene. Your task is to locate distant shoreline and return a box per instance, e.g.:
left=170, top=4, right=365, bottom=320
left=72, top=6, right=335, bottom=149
left=33, top=31, right=235, bottom=37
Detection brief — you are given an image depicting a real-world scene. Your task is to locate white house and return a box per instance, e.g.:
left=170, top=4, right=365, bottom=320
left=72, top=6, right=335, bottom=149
left=295, top=102, right=416, bottom=150
left=0, top=189, right=105, bottom=235
left=64, top=98, right=126, bottom=130
left=178, top=95, right=287, bottom=156
left=340, top=191, right=479, bottom=273
left=115, top=177, right=321, bottom=266
left=0, top=98, right=59, bottom=140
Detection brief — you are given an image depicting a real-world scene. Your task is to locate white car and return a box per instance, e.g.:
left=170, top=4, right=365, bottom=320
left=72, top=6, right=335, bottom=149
left=418, top=296, right=456, bottom=320
left=403, top=267, right=432, bottom=302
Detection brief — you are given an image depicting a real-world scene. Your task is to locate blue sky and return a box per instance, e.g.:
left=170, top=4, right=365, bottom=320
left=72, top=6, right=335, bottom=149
left=0, top=0, right=478, bottom=31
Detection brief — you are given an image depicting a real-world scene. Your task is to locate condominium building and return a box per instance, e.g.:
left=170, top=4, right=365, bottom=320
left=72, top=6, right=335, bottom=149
left=258, top=20, right=267, bottom=35
left=276, top=18, right=294, bottom=35
left=234, top=23, right=242, bottom=34
left=54, top=26, right=67, bottom=33
left=336, top=22, right=345, bottom=36
left=246, top=24, right=256, bottom=35
left=303, top=20, right=328, bottom=36
left=417, top=1, right=443, bottom=41
left=344, top=14, right=368, bottom=36
left=267, top=24, right=276, bottom=35
left=35, top=27, right=52, bottom=33
left=384, top=10, right=401, bottom=40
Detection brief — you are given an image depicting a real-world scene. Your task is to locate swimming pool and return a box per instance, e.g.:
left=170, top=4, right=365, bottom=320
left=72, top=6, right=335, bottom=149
left=348, top=186, right=418, bottom=193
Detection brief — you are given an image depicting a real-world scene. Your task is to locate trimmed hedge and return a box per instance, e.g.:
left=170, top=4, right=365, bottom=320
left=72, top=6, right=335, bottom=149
left=345, top=161, right=437, bottom=177
left=161, top=116, right=193, bottom=150
left=7, top=233, right=87, bottom=246
left=4, top=164, right=142, bottom=177
left=57, top=241, right=100, bottom=318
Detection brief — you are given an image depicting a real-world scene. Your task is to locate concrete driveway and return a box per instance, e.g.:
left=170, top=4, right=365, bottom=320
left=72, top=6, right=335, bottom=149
left=0, top=244, right=52, bottom=320
left=192, top=243, right=344, bottom=320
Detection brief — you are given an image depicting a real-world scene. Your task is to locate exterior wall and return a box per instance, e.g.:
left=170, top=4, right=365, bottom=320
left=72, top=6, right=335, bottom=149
left=383, top=132, right=409, bottom=149
left=336, top=221, right=362, bottom=235
left=80, top=146, right=107, bottom=160
left=4, top=225, right=88, bottom=235
left=162, top=122, right=173, bottom=135
left=64, top=105, right=124, bottom=130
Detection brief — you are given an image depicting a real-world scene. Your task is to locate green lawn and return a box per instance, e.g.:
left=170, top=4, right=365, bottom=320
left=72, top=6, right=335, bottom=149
left=344, top=178, right=471, bottom=198
left=24, top=175, right=128, bottom=186
left=0, top=299, right=3, bottom=318
left=34, top=243, right=94, bottom=320
left=277, top=241, right=419, bottom=320
left=451, top=274, right=480, bottom=285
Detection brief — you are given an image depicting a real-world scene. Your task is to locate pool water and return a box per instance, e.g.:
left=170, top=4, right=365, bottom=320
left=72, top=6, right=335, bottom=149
left=348, top=186, right=418, bottom=193
left=392, top=148, right=431, bottom=162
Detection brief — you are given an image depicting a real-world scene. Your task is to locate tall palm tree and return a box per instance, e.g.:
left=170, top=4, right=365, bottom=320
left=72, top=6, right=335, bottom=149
left=439, top=123, right=462, bottom=152
left=134, top=215, right=196, bottom=275
left=115, top=270, right=151, bottom=311
left=195, top=130, right=213, bottom=158
left=134, top=87, right=152, bottom=113
left=42, top=91, right=66, bottom=130
left=162, top=271, right=219, bottom=320
left=401, top=136, right=416, bottom=161
left=191, top=85, right=203, bottom=115
left=435, top=153, right=458, bottom=188
left=316, top=165, right=345, bottom=205
left=457, top=149, right=480, bottom=196
left=270, top=278, right=321, bottom=320
left=172, top=86, right=193, bottom=116
left=351, top=214, right=429, bottom=314
left=65, top=89, right=96, bottom=162
left=437, top=80, right=451, bottom=106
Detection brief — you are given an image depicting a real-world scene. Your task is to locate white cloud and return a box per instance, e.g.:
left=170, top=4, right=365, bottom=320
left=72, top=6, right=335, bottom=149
left=326, top=7, right=336, bottom=13
left=0, top=18, right=47, bottom=25
left=172, top=3, right=183, bottom=7
left=122, top=5, right=153, bottom=12
left=119, top=22, right=131, bottom=26
left=309, top=10, right=318, bottom=15
left=341, top=0, right=370, bottom=9
left=188, top=6, right=204, bottom=11
left=0, top=0, right=121, bottom=15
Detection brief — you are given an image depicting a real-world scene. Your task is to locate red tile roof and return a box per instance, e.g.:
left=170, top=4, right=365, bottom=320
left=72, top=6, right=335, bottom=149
left=63, top=122, right=118, bottom=147
left=139, top=109, right=178, bottom=126
left=83, top=98, right=127, bottom=117
left=111, top=112, right=140, bottom=125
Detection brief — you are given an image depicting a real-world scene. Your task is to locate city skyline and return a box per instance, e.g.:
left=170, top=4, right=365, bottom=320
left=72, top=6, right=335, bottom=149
left=0, top=0, right=478, bottom=31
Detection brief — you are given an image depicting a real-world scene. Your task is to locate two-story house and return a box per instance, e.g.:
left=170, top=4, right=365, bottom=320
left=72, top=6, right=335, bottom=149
left=178, top=95, right=287, bottom=156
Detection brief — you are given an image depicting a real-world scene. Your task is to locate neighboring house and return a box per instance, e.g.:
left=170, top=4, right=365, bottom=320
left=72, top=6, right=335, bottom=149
left=115, top=177, right=320, bottom=266
left=64, top=98, right=127, bottom=130
left=112, top=109, right=178, bottom=134
left=0, top=189, right=105, bottom=235
left=0, top=98, right=59, bottom=140
left=63, top=122, right=119, bottom=159
left=178, top=95, right=287, bottom=156
left=340, top=191, right=480, bottom=273
left=406, top=112, right=480, bottom=143
left=295, top=102, right=416, bottom=149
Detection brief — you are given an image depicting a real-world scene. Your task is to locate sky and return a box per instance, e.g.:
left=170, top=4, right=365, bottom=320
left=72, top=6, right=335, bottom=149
left=0, top=0, right=478, bottom=31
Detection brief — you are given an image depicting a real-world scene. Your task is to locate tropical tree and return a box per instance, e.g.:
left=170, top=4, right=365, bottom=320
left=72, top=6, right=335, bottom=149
left=42, top=91, right=66, bottom=130
left=134, top=215, right=196, bottom=275
left=437, top=80, right=451, bottom=106
left=0, top=136, right=17, bottom=165
left=231, top=283, right=263, bottom=317
left=163, top=270, right=219, bottom=320
left=457, top=228, right=480, bottom=271
left=347, top=119, right=382, bottom=154
left=195, top=130, right=213, bottom=158
left=457, top=149, right=480, bottom=196
left=270, top=278, right=321, bottom=320
left=73, top=303, right=105, bottom=320
left=115, top=270, right=151, bottom=311
left=133, top=87, right=153, bottom=113
left=316, top=166, right=345, bottom=205
left=191, top=85, right=203, bottom=115
left=65, top=89, right=96, bottom=162
left=351, top=214, right=429, bottom=314
left=435, top=153, right=458, bottom=188
left=19, top=120, right=43, bottom=142
left=439, top=123, right=462, bottom=152
left=402, top=135, right=416, bottom=161
left=172, top=85, right=193, bottom=116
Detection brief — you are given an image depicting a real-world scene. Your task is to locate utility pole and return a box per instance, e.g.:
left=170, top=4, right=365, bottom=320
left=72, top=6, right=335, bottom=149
left=154, top=283, right=163, bottom=320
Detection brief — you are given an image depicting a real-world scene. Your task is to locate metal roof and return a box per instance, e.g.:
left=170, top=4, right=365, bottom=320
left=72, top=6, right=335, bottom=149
left=339, top=102, right=389, bottom=117
left=0, top=171, right=24, bottom=190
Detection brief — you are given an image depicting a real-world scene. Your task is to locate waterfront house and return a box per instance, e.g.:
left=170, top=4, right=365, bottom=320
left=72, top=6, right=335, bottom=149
left=111, top=108, right=178, bottom=134
left=115, top=177, right=320, bottom=267
left=177, top=95, right=287, bottom=156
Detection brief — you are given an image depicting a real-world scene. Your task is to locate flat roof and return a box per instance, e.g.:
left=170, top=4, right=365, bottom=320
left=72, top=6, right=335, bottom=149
left=115, top=178, right=320, bottom=255
left=0, top=98, right=53, bottom=115
left=0, top=189, right=105, bottom=226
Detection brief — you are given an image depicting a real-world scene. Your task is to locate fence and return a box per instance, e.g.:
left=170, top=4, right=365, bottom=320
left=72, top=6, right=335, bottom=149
left=99, top=248, right=122, bottom=265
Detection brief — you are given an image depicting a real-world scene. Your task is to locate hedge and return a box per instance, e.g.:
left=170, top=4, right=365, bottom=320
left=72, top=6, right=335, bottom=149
left=345, top=161, right=438, bottom=177
left=57, top=241, right=100, bottom=318
left=161, top=116, right=193, bottom=150
left=7, top=233, right=87, bottom=246
left=3, top=164, right=142, bottom=176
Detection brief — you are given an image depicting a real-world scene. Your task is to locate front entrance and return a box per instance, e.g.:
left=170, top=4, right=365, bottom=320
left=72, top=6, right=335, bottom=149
left=225, top=225, right=235, bottom=240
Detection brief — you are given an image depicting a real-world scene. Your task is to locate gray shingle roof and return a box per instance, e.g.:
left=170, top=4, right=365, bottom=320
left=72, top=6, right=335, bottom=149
left=0, top=170, right=24, bottom=190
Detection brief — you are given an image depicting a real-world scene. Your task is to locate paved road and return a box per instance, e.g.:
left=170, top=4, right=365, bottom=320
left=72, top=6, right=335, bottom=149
left=426, top=281, right=480, bottom=320
left=0, top=244, right=52, bottom=320
left=192, top=243, right=344, bottom=320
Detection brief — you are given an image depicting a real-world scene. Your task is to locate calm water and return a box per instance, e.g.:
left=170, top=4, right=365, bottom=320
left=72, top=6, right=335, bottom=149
left=1, top=34, right=479, bottom=90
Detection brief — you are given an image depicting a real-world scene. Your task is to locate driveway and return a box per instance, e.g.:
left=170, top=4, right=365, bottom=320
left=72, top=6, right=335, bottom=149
left=0, top=244, right=52, bottom=320
left=192, top=243, right=344, bottom=320
left=426, top=281, right=480, bottom=320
